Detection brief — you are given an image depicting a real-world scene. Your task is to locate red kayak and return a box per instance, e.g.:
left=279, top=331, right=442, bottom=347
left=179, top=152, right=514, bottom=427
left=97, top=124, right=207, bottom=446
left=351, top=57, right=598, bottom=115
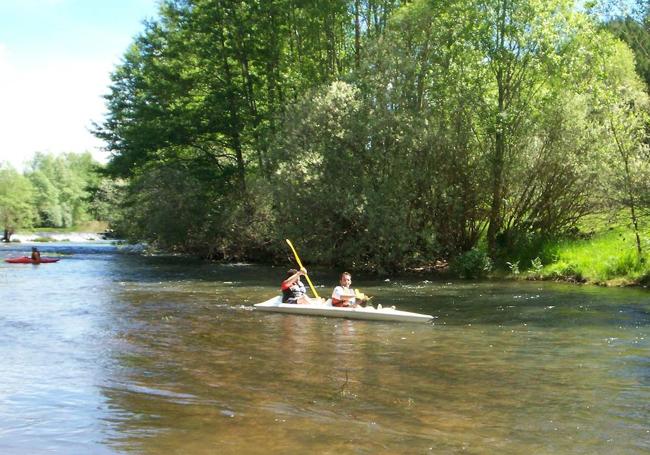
left=4, top=256, right=60, bottom=264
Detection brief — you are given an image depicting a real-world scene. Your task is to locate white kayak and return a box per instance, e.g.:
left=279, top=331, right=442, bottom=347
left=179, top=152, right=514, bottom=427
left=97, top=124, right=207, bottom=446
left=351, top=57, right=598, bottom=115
left=254, top=296, right=434, bottom=323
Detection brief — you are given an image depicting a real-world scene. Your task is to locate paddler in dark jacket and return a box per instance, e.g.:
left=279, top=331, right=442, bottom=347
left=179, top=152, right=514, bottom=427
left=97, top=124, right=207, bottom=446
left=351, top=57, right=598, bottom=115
left=31, top=247, right=41, bottom=263
left=281, top=268, right=325, bottom=305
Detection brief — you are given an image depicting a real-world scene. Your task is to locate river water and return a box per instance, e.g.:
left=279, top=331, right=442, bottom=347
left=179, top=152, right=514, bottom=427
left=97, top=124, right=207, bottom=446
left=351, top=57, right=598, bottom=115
left=0, top=242, right=648, bottom=454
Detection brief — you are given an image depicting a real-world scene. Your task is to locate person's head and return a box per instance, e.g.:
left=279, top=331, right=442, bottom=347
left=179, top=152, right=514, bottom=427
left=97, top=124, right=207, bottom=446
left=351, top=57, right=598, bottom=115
left=339, top=272, right=352, bottom=287
left=286, top=269, right=299, bottom=279
left=32, top=247, right=38, bottom=252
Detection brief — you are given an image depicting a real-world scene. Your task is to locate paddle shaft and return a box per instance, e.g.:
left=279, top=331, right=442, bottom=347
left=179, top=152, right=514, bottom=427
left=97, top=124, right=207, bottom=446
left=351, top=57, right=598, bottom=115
left=285, top=239, right=320, bottom=299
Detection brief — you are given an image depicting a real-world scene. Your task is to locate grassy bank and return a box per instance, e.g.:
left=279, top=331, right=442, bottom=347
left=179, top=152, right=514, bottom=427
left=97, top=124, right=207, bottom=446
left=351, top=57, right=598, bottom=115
left=519, top=213, right=649, bottom=286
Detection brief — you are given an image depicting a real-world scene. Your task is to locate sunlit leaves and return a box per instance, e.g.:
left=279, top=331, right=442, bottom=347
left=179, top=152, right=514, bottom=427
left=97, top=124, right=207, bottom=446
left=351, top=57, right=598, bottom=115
left=25, top=152, right=100, bottom=228
left=0, top=163, right=36, bottom=237
left=94, top=0, right=649, bottom=268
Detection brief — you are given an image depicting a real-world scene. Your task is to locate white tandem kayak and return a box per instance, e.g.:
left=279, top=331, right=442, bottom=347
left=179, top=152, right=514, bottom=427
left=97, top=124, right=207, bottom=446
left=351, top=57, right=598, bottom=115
left=254, top=296, right=434, bottom=323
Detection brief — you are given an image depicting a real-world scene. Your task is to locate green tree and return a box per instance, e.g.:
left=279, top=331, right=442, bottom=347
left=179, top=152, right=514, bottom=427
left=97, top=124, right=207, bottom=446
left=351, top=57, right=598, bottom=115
left=95, top=0, right=399, bottom=259
left=95, top=0, right=647, bottom=271
left=597, top=0, right=650, bottom=88
left=26, top=152, right=101, bottom=228
left=270, top=0, right=645, bottom=271
left=362, top=0, right=609, bottom=256
left=590, top=37, right=650, bottom=255
left=0, top=163, right=35, bottom=241
left=86, top=178, right=127, bottom=228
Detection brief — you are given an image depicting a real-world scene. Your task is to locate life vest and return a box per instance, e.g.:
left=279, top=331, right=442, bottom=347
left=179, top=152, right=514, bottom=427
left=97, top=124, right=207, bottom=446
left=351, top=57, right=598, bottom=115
left=282, top=280, right=306, bottom=303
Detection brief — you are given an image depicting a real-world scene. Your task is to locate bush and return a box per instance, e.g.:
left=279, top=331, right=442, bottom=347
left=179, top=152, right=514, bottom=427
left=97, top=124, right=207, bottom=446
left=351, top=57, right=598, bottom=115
left=639, top=271, right=650, bottom=286
left=547, top=261, right=584, bottom=282
left=531, top=257, right=544, bottom=273
left=451, top=249, right=493, bottom=279
left=603, top=251, right=644, bottom=279
left=506, top=260, right=520, bottom=275
left=494, top=231, right=557, bottom=268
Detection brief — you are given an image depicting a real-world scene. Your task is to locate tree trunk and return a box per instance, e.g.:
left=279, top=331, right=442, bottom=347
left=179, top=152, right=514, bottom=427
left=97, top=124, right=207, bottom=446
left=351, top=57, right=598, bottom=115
left=354, top=0, right=361, bottom=69
left=325, top=9, right=338, bottom=75
left=218, top=25, right=247, bottom=192
left=487, top=71, right=506, bottom=256
left=623, top=152, right=643, bottom=256
left=610, top=118, right=643, bottom=256
left=487, top=0, right=509, bottom=257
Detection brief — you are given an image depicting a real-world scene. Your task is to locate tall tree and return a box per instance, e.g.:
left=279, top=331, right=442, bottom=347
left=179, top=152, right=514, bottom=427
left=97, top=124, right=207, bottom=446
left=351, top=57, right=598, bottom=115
left=0, top=164, right=35, bottom=241
left=591, top=36, right=650, bottom=255
left=269, top=0, right=645, bottom=270
left=597, top=0, right=650, bottom=88
left=95, top=0, right=399, bottom=258
left=474, top=0, right=581, bottom=254
left=26, top=152, right=100, bottom=228
left=363, top=0, right=610, bottom=256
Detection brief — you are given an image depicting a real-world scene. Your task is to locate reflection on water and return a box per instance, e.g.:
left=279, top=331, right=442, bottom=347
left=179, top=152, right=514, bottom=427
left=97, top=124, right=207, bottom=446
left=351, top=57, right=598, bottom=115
left=0, top=243, right=648, bottom=454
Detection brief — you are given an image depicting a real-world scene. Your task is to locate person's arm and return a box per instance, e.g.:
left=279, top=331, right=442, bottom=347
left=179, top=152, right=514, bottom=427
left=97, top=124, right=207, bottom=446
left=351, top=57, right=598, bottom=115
left=281, top=268, right=306, bottom=290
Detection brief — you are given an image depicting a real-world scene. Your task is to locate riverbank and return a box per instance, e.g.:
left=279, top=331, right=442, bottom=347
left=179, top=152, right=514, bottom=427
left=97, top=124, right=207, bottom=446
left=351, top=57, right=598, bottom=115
left=10, top=217, right=648, bottom=288
left=505, top=213, right=649, bottom=287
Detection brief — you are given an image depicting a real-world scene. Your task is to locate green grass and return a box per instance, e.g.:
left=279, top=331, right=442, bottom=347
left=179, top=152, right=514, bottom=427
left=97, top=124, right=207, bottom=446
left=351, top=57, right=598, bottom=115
left=530, top=213, right=650, bottom=286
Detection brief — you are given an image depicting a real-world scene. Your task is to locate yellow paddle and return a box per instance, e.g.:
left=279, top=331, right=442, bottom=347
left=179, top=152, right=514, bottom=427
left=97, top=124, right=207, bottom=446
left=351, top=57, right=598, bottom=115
left=285, top=239, right=320, bottom=299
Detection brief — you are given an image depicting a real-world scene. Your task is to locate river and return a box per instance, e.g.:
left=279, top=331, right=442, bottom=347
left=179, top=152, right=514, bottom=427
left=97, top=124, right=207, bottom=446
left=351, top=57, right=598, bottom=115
left=0, top=242, right=648, bottom=454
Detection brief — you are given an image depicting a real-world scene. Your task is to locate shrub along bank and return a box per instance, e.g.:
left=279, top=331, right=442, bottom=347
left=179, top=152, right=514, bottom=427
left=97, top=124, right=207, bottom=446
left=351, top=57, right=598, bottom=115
left=497, top=214, right=650, bottom=286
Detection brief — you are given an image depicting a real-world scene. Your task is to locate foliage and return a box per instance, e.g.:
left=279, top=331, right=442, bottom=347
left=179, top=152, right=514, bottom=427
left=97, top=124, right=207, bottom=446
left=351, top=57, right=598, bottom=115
left=94, top=0, right=402, bottom=260
left=26, top=152, right=101, bottom=228
left=95, top=0, right=401, bottom=183
left=113, top=160, right=276, bottom=259
left=545, top=261, right=585, bottom=282
left=93, top=0, right=650, bottom=279
left=270, top=79, right=446, bottom=271
left=506, top=260, right=521, bottom=275
left=0, top=163, right=36, bottom=239
left=586, top=36, right=650, bottom=256
left=86, top=178, right=127, bottom=228
left=0, top=153, right=113, bottom=237
left=450, top=249, right=493, bottom=279
left=269, top=0, right=646, bottom=269
left=529, top=257, right=544, bottom=278
left=597, top=0, right=650, bottom=88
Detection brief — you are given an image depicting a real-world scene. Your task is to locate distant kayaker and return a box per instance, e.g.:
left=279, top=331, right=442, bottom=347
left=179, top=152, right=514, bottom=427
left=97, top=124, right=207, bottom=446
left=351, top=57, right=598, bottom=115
left=31, top=247, right=41, bottom=263
left=281, top=268, right=324, bottom=305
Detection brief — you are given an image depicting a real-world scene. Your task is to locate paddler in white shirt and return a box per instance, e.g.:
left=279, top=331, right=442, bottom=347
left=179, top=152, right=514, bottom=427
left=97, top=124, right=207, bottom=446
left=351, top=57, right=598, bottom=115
left=332, top=272, right=372, bottom=307
left=329, top=272, right=357, bottom=307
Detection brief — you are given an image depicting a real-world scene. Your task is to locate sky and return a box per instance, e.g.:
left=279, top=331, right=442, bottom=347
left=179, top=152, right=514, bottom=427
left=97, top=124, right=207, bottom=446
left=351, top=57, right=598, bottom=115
left=0, top=0, right=160, bottom=170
